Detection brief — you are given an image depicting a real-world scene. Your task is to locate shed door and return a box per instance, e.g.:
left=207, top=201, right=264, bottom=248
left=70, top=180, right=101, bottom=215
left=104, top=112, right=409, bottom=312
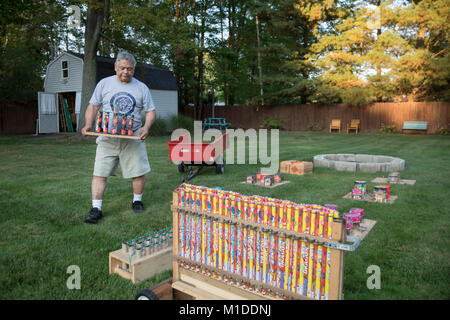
left=38, top=92, right=59, bottom=133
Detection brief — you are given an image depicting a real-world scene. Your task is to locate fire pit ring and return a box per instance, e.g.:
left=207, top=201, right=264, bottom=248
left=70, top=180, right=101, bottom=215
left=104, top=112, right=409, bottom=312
left=313, top=154, right=405, bottom=172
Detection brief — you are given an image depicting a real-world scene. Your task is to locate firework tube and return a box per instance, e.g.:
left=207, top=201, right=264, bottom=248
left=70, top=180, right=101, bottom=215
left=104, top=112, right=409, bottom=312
left=263, top=202, right=270, bottom=226
left=291, top=239, right=299, bottom=293
left=242, top=226, right=248, bottom=278
left=293, top=205, right=300, bottom=232
left=95, top=111, right=102, bottom=132
left=206, top=218, right=212, bottom=266
left=261, top=230, right=269, bottom=284
left=237, top=198, right=243, bottom=220
left=185, top=213, right=191, bottom=259
left=196, top=214, right=202, bottom=262
left=179, top=210, right=185, bottom=258
left=121, top=114, right=127, bottom=135
left=269, top=233, right=278, bottom=287
left=190, top=213, right=196, bottom=261
left=201, top=216, right=207, bottom=264
left=283, top=236, right=291, bottom=291
left=320, top=246, right=327, bottom=300
left=277, top=235, right=286, bottom=289
left=310, top=209, right=317, bottom=236
left=230, top=223, right=236, bottom=273
left=103, top=112, right=109, bottom=133
left=111, top=112, right=118, bottom=134
left=255, top=229, right=261, bottom=282
left=216, top=219, right=222, bottom=269
left=318, top=210, right=325, bottom=238
left=302, top=241, right=310, bottom=296
left=324, top=244, right=331, bottom=300
left=248, top=228, right=255, bottom=280
left=224, top=221, right=230, bottom=272
left=127, top=115, right=134, bottom=135
left=307, top=243, right=315, bottom=298
left=236, top=224, right=243, bottom=276
left=286, top=203, right=293, bottom=231
left=315, top=245, right=323, bottom=299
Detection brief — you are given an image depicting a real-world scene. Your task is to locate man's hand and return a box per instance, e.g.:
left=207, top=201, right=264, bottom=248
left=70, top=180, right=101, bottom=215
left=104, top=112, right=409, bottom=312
left=81, top=126, right=92, bottom=136
left=139, top=126, right=150, bottom=140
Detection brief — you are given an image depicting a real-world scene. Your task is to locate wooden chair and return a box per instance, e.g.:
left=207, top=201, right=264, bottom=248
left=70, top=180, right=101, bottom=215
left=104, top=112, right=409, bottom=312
left=347, top=119, right=360, bottom=134
left=329, top=119, right=341, bottom=133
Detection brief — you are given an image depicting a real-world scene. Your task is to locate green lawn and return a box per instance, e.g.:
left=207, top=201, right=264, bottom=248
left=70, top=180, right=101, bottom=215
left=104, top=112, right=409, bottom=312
left=0, top=131, right=449, bottom=300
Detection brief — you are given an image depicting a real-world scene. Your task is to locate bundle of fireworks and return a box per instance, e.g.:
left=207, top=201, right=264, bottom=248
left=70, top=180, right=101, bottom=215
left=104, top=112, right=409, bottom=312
left=280, top=161, right=313, bottom=176
left=246, top=173, right=283, bottom=187
left=173, top=183, right=344, bottom=300
left=374, top=185, right=390, bottom=202
left=352, top=181, right=367, bottom=200
left=388, top=172, right=400, bottom=184
left=324, top=204, right=338, bottom=211
left=94, top=111, right=134, bottom=136
left=343, top=208, right=364, bottom=234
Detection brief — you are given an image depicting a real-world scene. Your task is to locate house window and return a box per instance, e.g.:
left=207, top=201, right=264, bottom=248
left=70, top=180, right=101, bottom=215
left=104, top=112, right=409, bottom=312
left=62, top=60, right=69, bottom=79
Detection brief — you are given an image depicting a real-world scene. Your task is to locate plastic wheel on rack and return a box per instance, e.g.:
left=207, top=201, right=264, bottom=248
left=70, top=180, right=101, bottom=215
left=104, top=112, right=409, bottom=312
left=135, top=289, right=159, bottom=300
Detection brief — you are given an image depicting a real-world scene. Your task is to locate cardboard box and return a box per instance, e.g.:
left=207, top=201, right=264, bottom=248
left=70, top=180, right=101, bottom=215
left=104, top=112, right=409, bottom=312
left=289, top=161, right=313, bottom=175
left=280, top=160, right=313, bottom=175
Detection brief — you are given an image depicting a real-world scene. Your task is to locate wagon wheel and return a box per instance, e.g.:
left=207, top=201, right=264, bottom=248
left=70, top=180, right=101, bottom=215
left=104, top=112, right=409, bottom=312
left=178, top=162, right=188, bottom=173
left=135, top=289, right=159, bottom=300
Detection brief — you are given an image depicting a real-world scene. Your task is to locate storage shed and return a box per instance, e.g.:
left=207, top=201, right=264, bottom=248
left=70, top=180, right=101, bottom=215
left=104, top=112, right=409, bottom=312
left=38, top=51, right=178, bottom=133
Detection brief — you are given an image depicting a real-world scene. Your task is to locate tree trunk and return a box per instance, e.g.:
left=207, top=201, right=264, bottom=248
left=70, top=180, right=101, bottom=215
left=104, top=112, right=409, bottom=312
left=78, top=0, right=105, bottom=132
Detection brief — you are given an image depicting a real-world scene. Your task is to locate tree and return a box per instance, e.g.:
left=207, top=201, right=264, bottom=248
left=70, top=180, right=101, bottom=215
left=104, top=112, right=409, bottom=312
left=78, top=0, right=106, bottom=131
left=308, top=0, right=450, bottom=104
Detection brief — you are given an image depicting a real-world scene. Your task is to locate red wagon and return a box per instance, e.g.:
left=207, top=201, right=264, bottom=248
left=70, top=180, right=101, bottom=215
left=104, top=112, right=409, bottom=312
left=167, top=132, right=228, bottom=182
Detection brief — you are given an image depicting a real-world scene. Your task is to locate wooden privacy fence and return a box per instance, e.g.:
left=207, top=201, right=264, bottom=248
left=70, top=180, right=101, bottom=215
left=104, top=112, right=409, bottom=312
left=182, top=102, right=450, bottom=133
left=0, top=100, right=38, bottom=134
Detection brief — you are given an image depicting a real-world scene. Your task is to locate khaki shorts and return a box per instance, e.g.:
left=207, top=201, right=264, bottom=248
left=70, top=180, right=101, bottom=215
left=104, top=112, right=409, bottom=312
left=93, top=132, right=150, bottom=179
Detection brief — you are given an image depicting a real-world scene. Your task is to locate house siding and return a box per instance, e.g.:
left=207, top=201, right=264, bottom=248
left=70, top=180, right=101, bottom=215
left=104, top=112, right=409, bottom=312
left=151, top=89, right=178, bottom=120
left=44, top=53, right=83, bottom=93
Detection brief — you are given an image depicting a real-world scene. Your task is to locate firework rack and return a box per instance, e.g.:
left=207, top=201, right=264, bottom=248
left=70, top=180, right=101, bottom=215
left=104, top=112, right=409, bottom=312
left=109, top=228, right=173, bottom=284
left=168, top=185, right=367, bottom=300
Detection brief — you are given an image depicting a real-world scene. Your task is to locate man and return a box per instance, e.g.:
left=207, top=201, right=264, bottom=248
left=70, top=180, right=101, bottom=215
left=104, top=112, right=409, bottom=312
left=81, top=51, right=156, bottom=224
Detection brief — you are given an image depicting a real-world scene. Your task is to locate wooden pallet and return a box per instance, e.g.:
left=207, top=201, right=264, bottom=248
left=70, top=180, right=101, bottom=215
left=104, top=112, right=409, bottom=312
left=84, top=131, right=141, bottom=140
left=240, top=181, right=291, bottom=188
left=343, top=192, right=398, bottom=204
left=371, top=177, right=416, bottom=185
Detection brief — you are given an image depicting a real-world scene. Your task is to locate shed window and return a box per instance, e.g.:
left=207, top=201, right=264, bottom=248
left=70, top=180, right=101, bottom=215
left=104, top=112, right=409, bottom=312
left=62, top=60, right=69, bottom=78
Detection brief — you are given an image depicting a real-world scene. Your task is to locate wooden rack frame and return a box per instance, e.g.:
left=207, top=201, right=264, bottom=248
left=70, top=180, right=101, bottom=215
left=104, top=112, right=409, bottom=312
left=170, top=190, right=346, bottom=300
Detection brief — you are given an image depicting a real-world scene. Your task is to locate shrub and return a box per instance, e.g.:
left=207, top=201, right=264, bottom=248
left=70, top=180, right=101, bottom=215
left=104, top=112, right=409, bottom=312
left=149, top=117, right=169, bottom=136
left=307, top=123, right=323, bottom=131
left=436, top=127, right=449, bottom=135
left=379, top=124, right=396, bottom=134
left=169, top=114, right=195, bottom=132
left=261, top=117, right=285, bottom=130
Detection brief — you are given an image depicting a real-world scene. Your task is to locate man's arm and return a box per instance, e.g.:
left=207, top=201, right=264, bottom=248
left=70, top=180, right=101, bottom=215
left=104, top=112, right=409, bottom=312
left=139, top=110, right=156, bottom=140
left=81, top=104, right=101, bottom=135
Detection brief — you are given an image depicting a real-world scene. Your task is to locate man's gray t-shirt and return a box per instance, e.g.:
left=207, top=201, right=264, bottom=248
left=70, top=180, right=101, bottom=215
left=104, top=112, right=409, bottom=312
left=89, top=75, right=155, bottom=131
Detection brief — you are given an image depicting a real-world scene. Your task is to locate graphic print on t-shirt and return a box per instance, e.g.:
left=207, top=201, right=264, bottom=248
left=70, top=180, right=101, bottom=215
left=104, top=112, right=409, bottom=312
left=110, top=92, right=136, bottom=115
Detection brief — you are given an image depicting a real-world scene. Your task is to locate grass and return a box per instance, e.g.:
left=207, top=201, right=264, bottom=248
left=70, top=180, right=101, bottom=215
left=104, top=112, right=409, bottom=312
left=0, top=131, right=449, bottom=300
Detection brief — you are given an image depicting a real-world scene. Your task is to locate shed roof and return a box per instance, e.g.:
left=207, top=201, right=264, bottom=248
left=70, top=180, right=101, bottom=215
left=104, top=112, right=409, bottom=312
left=67, top=51, right=178, bottom=91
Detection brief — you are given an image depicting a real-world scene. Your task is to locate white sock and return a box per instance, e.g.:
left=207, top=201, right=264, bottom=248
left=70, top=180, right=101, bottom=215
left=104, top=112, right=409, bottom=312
left=92, top=200, right=102, bottom=211
left=133, top=193, right=143, bottom=203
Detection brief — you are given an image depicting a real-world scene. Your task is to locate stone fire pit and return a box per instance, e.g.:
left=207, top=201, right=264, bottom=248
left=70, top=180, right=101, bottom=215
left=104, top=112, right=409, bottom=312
left=313, top=154, right=405, bottom=172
